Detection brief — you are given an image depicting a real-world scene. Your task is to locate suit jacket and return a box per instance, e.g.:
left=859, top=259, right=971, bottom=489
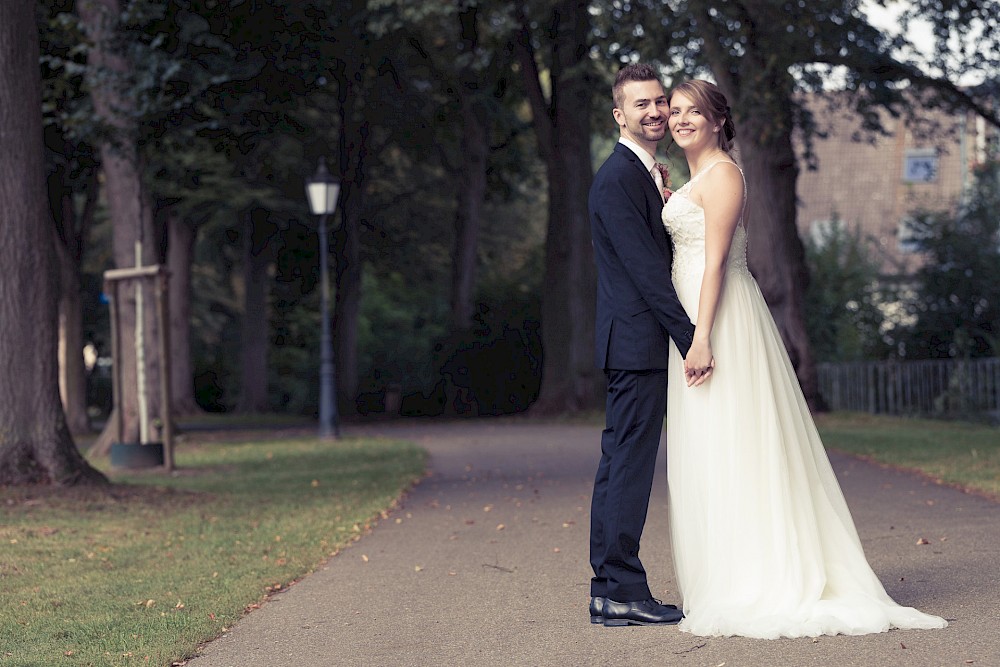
left=589, top=142, right=695, bottom=370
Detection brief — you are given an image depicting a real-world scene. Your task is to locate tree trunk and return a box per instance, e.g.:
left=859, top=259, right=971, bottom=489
left=49, top=146, right=98, bottom=436
left=515, top=0, right=597, bottom=413
left=237, top=208, right=271, bottom=413
left=0, top=0, right=106, bottom=485
left=698, top=3, right=821, bottom=410
left=450, top=91, right=488, bottom=330
left=330, top=77, right=369, bottom=418
left=79, top=0, right=164, bottom=455
left=739, top=134, right=820, bottom=410
left=56, top=237, right=91, bottom=435
left=449, top=8, right=489, bottom=331
left=166, top=210, right=201, bottom=415
left=334, top=170, right=363, bottom=417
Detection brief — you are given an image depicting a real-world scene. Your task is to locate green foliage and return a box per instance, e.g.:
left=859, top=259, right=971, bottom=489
left=901, top=161, right=1000, bottom=359
left=0, top=432, right=425, bottom=666
left=804, top=217, right=894, bottom=362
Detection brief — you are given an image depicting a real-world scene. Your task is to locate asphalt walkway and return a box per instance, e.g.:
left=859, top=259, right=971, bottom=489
left=187, top=420, right=999, bottom=667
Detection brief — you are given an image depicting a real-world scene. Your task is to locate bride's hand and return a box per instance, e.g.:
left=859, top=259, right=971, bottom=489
left=684, top=340, right=714, bottom=387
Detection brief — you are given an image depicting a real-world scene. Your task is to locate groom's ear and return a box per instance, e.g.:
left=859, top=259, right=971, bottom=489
left=612, top=107, right=625, bottom=126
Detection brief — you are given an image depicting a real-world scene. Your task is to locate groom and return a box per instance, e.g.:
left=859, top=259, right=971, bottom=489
left=587, top=63, right=707, bottom=626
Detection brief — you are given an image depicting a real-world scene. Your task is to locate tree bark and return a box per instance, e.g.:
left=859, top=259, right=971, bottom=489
left=515, top=0, right=597, bottom=413
left=165, top=209, right=201, bottom=415
left=449, top=8, right=489, bottom=330
left=49, top=150, right=98, bottom=436
left=237, top=207, right=272, bottom=413
left=330, top=71, right=369, bottom=418
left=56, top=237, right=91, bottom=435
left=79, top=0, right=164, bottom=454
left=0, top=0, right=106, bottom=485
left=334, top=163, right=363, bottom=416
left=450, top=88, right=488, bottom=330
left=697, top=2, right=821, bottom=409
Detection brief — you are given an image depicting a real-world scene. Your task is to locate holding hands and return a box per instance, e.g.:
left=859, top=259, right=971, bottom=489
left=684, top=338, right=715, bottom=387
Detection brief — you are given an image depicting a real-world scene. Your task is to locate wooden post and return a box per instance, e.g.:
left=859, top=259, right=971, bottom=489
left=102, top=265, right=173, bottom=471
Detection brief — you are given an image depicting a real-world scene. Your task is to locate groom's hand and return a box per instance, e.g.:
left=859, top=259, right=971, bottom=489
left=684, top=358, right=715, bottom=387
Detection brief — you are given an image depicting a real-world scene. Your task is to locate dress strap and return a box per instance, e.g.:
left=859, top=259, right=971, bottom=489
left=689, top=159, right=747, bottom=230
left=689, top=159, right=740, bottom=186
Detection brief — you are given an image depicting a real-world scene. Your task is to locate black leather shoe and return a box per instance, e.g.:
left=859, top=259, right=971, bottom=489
left=589, top=596, right=605, bottom=624
left=602, top=598, right=684, bottom=626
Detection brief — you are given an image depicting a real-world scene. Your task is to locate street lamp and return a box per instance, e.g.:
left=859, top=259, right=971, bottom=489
left=306, top=156, right=341, bottom=439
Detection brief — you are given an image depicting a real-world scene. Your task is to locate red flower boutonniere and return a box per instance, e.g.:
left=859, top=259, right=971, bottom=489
left=655, top=162, right=673, bottom=201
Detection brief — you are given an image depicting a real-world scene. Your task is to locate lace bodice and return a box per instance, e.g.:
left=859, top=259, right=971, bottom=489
left=662, top=161, right=749, bottom=284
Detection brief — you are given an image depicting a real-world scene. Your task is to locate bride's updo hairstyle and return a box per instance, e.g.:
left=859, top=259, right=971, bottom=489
left=668, top=80, right=736, bottom=153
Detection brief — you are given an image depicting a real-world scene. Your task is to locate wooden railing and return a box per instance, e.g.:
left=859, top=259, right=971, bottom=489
left=817, top=357, right=1000, bottom=418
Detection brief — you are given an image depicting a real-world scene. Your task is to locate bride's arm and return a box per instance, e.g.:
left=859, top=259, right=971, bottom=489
left=685, top=163, right=744, bottom=382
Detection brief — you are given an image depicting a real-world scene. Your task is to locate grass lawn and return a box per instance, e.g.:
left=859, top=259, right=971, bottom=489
left=816, top=411, right=1000, bottom=500
left=0, top=431, right=425, bottom=667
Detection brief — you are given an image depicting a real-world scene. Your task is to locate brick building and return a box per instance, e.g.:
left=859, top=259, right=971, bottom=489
left=795, top=95, right=996, bottom=276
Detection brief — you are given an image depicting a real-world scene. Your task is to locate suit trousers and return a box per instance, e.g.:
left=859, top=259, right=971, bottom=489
left=590, top=368, right=667, bottom=602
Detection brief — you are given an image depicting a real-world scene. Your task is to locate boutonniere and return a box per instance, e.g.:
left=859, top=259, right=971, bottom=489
left=655, top=162, right=673, bottom=201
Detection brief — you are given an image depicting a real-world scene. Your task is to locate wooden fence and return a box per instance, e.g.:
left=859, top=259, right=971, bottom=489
left=817, top=357, right=1000, bottom=418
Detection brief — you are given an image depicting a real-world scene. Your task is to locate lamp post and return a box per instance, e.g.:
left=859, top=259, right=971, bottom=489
left=306, top=157, right=341, bottom=439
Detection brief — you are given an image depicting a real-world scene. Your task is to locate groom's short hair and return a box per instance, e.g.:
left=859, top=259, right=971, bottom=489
left=613, top=63, right=663, bottom=109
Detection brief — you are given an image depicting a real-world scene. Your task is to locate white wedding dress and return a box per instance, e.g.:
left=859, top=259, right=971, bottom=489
left=662, top=161, right=948, bottom=639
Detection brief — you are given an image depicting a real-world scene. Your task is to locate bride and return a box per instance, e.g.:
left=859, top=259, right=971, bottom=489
left=661, top=79, right=948, bottom=639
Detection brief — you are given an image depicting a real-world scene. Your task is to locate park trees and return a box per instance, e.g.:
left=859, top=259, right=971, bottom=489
left=902, top=161, right=1000, bottom=359
left=0, top=0, right=107, bottom=485
left=627, top=0, right=1000, bottom=409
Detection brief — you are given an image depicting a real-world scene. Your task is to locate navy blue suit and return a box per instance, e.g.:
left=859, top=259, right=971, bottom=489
left=589, top=142, right=695, bottom=602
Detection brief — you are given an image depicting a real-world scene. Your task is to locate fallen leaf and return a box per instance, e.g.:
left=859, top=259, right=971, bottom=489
left=916, top=537, right=930, bottom=545
left=361, top=554, right=369, bottom=563
left=311, top=480, right=319, bottom=487
left=553, top=548, right=561, bottom=553
left=496, top=524, right=505, bottom=531
left=414, top=565, right=423, bottom=572
left=900, top=642, right=907, bottom=649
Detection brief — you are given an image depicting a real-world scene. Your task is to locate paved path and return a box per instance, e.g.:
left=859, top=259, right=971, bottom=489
left=187, top=420, right=999, bottom=667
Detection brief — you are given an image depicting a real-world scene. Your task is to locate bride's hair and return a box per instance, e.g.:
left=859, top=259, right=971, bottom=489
left=668, top=80, right=736, bottom=152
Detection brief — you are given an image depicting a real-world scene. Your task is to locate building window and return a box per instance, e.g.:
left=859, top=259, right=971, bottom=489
left=898, top=216, right=921, bottom=253
left=902, top=149, right=938, bottom=183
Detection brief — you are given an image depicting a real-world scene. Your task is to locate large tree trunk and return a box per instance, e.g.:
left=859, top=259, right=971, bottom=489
left=698, top=3, right=820, bottom=410
left=166, top=210, right=201, bottom=415
left=515, top=0, right=597, bottom=413
left=79, top=0, right=164, bottom=454
left=331, top=76, right=369, bottom=418
left=237, top=208, right=271, bottom=413
left=49, top=148, right=98, bottom=436
left=739, top=133, right=820, bottom=409
left=56, top=238, right=91, bottom=435
left=0, top=0, right=106, bottom=485
left=449, top=8, right=489, bottom=330
left=334, top=167, right=363, bottom=417
left=450, top=90, right=488, bottom=330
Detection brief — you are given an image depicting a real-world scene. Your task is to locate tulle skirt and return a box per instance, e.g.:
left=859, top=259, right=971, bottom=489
left=666, top=267, right=947, bottom=638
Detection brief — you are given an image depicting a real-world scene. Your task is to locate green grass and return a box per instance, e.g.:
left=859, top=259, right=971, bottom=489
left=0, top=434, right=425, bottom=667
left=816, top=411, right=1000, bottom=500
